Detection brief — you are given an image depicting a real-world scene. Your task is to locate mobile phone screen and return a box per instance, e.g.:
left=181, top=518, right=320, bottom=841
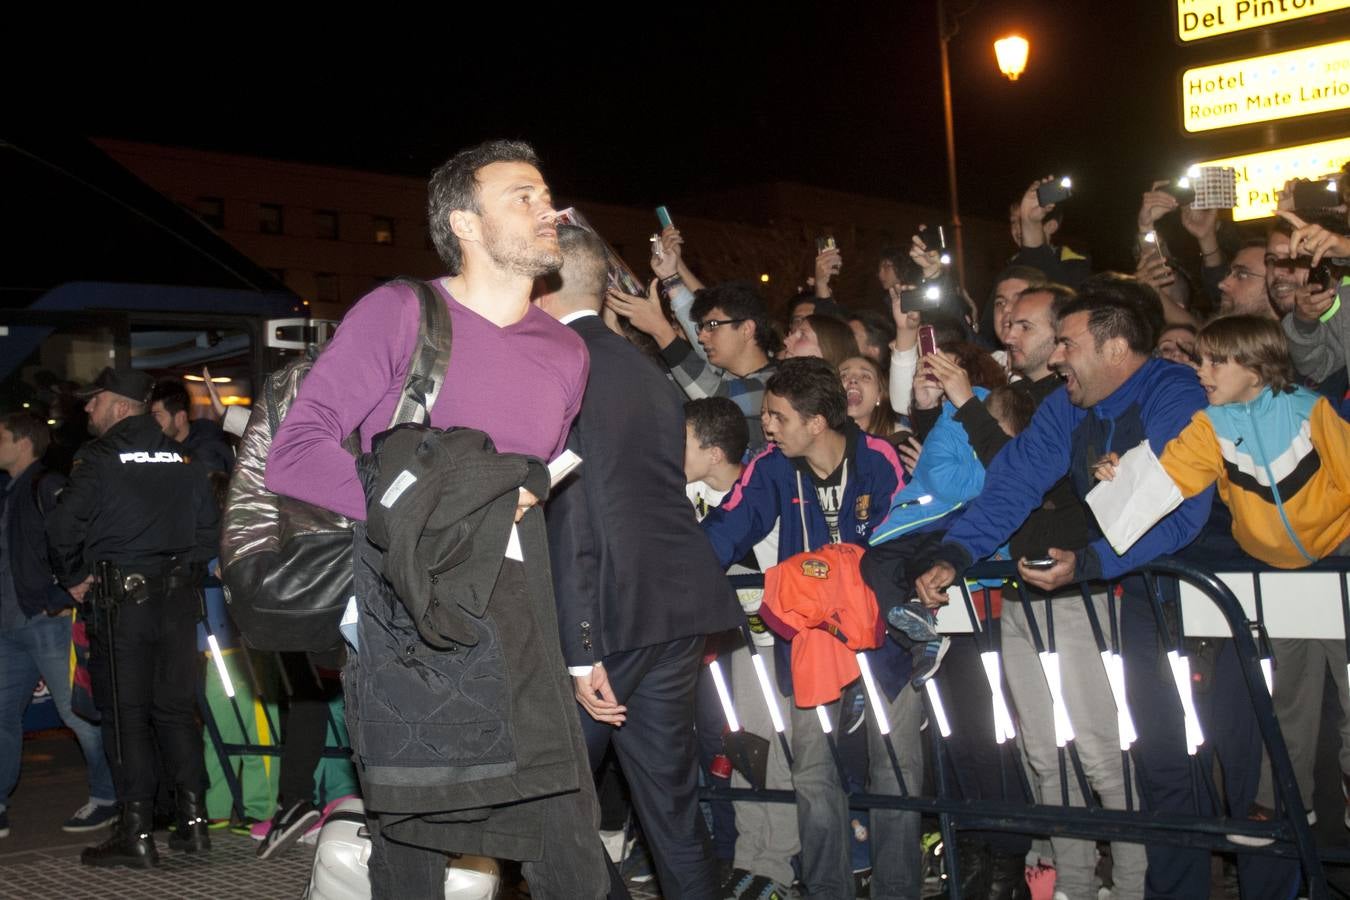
left=656, top=206, right=674, bottom=229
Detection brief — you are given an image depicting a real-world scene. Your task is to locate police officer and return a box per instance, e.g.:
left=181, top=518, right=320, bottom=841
left=46, top=367, right=220, bottom=868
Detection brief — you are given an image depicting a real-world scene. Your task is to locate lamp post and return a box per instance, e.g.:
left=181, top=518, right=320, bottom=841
left=937, top=0, right=1029, bottom=293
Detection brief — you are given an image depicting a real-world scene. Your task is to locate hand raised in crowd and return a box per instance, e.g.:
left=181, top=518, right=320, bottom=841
left=912, top=368, right=944, bottom=411
left=897, top=434, right=923, bottom=473
left=814, top=245, right=842, bottom=298
left=1018, top=176, right=1057, bottom=248
left=1135, top=245, right=1176, bottom=292
left=574, top=664, right=627, bottom=726
left=606, top=279, right=679, bottom=347
left=1017, top=548, right=1077, bottom=592
left=920, top=350, right=973, bottom=408
left=1276, top=178, right=1299, bottom=213
left=915, top=562, right=956, bottom=609
left=1137, top=180, right=1178, bottom=233
left=889, top=289, right=921, bottom=350
left=1277, top=210, right=1350, bottom=266
left=202, top=365, right=226, bottom=419
left=1179, top=204, right=1218, bottom=244
left=650, top=227, right=681, bottom=280
left=909, top=227, right=942, bottom=281
left=1293, top=283, right=1338, bottom=323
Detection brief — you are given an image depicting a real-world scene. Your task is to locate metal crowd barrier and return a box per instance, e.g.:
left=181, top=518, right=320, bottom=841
left=708, top=557, right=1350, bottom=900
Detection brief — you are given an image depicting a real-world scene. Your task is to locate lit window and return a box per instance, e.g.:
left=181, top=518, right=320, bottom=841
left=373, top=216, right=395, bottom=245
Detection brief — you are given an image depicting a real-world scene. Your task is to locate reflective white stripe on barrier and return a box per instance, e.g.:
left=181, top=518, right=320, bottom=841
left=816, top=704, right=833, bottom=734
left=708, top=660, right=740, bottom=733
left=750, top=654, right=787, bottom=734
left=980, top=650, right=1016, bottom=743
left=1038, top=651, right=1075, bottom=748
left=206, top=634, right=235, bottom=699
left=856, top=653, right=891, bottom=736
left=1167, top=650, right=1205, bottom=754
left=924, top=680, right=952, bottom=737
left=1099, top=650, right=1137, bottom=750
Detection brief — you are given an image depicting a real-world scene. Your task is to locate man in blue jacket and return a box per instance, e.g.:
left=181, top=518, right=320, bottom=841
left=914, top=283, right=1296, bottom=899
left=701, top=357, right=920, bottom=900
left=0, top=412, right=115, bottom=839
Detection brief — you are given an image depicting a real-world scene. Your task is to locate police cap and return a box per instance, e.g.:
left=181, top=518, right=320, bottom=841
left=75, top=367, right=155, bottom=404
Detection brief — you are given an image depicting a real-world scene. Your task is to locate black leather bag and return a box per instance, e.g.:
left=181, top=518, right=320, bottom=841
left=220, top=278, right=451, bottom=652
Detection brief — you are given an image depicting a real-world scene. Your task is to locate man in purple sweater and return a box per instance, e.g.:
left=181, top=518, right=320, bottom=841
left=265, top=141, right=609, bottom=899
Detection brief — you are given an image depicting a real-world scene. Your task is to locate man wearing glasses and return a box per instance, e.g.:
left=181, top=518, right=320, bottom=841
left=1217, top=241, right=1275, bottom=318
left=617, top=280, right=781, bottom=452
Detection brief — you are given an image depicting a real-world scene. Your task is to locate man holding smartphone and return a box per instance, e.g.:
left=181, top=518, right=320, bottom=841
left=913, top=281, right=1297, bottom=900
left=1010, top=177, right=1091, bottom=289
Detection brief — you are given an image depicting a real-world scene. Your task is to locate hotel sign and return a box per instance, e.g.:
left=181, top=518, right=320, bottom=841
left=1176, top=0, right=1350, bottom=42
left=1182, top=40, right=1350, bottom=132
left=1196, top=135, right=1350, bottom=220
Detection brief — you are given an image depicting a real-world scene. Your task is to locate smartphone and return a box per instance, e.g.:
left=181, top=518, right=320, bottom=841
left=1161, top=179, right=1196, bottom=205
left=1022, top=557, right=1056, bottom=570
left=901, top=284, right=942, bottom=314
left=1036, top=177, right=1073, bottom=207
left=816, top=236, right=837, bottom=254
left=656, top=205, right=674, bottom=229
left=916, top=224, right=947, bottom=252
left=1293, top=178, right=1340, bottom=212
left=1309, top=261, right=1340, bottom=293
left=917, top=324, right=937, bottom=357
left=650, top=234, right=664, bottom=260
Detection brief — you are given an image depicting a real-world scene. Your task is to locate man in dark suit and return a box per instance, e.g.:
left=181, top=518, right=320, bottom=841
left=539, top=224, right=744, bottom=900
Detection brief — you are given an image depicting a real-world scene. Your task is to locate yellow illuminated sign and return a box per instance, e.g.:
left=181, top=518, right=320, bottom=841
left=1176, top=0, right=1350, bottom=42
left=1182, top=40, right=1350, bottom=132
left=1197, top=136, right=1350, bottom=220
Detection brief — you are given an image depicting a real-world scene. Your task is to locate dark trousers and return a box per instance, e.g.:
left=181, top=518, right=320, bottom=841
left=88, top=583, right=204, bottom=803
left=276, top=650, right=341, bottom=808
left=582, top=636, right=717, bottom=900
left=1121, top=592, right=1299, bottom=900
left=937, top=633, right=1033, bottom=856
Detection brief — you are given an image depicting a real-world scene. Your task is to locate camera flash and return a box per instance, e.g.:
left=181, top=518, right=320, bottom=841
left=1060, top=177, right=1072, bottom=189
left=1186, top=165, right=1201, bottom=179
left=1144, top=231, right=1158, bottom=244
left=924, top=285, right=941, bottom=301
left=1326, top=179, right=1339, bottom=193
left=1176, top=177, right=1191, bottom=190
left=939, top=252, right=952, bottom=266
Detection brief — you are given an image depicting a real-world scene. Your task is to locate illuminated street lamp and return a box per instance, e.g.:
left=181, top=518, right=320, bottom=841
left=994, top=35, right=1029, bottom=81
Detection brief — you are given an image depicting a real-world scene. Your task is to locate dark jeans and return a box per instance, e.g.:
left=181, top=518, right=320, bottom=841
left=936, top=632, right=1033, bottom=856
left=88, top=582, right=204, bottom=803
left=276, top=650, right=341, bottom=808
left=1121, top=589, right=1299, bottom=900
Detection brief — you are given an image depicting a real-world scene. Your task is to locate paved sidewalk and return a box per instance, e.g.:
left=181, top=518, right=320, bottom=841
left=0, top=831, right=312, bottom=899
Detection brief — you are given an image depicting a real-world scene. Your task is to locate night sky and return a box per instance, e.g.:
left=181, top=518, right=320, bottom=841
left=87, top=1, right=1347, bottom=273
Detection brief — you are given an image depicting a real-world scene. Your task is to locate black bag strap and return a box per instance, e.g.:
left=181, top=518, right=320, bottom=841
left=388, top=278, right=453, bottom=428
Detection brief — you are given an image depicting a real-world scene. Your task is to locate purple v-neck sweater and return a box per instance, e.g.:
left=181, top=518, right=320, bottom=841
left=265, top=279, right=588, bottom=521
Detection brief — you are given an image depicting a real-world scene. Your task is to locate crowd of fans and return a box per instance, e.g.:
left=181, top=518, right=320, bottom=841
left=602, top=164, right=1350, bottom=900
left=5, top=143, right=1350, bottom=900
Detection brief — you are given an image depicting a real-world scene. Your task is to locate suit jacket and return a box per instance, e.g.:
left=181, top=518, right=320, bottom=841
left=546, top=314, right=741, bottom=666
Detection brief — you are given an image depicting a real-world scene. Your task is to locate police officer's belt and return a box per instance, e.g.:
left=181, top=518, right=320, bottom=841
left=101, top=561, right=199, bottom=605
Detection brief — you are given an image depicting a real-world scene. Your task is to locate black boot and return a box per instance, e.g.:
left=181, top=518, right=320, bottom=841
left=81, top=801, right=159, bottom=868
left=955, top=838, right=991, bottom=899
left=988, top=849, right=1031, bottom=900
left=168, top=789, right=211, bottom=853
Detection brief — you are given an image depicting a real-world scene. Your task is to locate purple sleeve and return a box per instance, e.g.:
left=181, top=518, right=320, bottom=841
left=552, top=349, right=589, bottom=460
left=264, top=285, right=417, bottom=520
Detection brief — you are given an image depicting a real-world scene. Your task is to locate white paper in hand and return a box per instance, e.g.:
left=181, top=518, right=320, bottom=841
left=1086, top=440, right=1184, bottom=556
left=549, top=449, right=582, bottom=488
